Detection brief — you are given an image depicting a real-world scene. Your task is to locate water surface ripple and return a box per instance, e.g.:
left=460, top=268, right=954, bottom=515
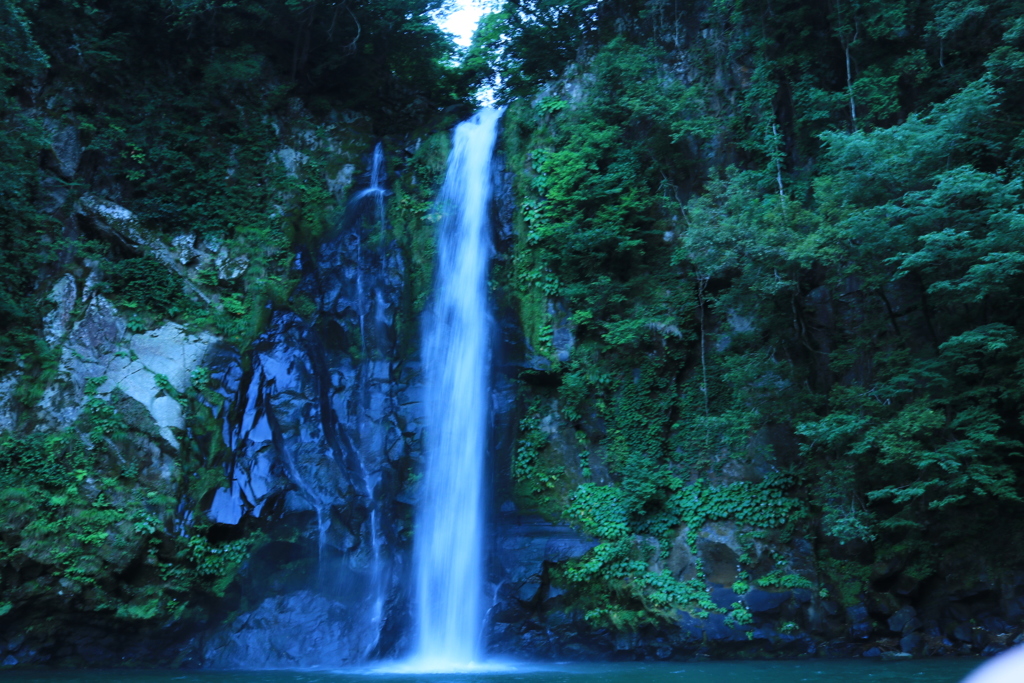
left=4, top=659, right=983, bottom=683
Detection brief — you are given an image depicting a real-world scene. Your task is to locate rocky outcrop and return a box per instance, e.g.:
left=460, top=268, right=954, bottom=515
left=197, top=161, right=418, bottom=666
left=42, top=274, right=77, bottom=346
left=204, top=591, right=393, bottom=668
left=36, top=278, right=215, bottom=449
left=0, top=374, right=19, bottom=433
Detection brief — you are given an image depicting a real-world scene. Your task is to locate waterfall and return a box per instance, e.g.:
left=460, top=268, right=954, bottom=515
left=362, top=141, right=389, bottom=659
left=353, top=142, right=388, bottom=657
left=413, top=108, right=503, bottom=668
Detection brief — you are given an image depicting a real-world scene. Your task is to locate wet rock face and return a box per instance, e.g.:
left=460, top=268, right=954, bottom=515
left=42, top=119, right=82, bottom=180
left=0, top=616, right=199, bottom=669
left=200, top=178, right=417, bottom=666
left=490, top=513, right=598, bottom=604
left=204, top=591, right=390, bottom=668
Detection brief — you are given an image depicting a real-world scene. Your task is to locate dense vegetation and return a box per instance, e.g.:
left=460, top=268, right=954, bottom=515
left=0, top=0, right=468, bottom=652
left=486, top=0, right=1024, bottom=628
left=4, top=0, right=1024, bottom=658
left=0, top=0, right=469, bottom=365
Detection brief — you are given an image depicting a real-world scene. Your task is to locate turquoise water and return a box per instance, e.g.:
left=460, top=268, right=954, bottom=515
left=2, top=660, right=984, bottom=683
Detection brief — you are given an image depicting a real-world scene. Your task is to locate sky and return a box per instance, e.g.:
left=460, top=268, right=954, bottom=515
left=434, top=0, right=499, bottom=105
left=435, top=0, right=490, bottom=47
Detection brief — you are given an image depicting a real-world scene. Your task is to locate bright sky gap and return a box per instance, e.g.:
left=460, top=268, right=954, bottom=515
left=435, top=0, right=489, bottom=47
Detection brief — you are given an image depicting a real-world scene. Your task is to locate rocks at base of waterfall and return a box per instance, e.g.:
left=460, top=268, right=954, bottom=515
left=487, top=606, right=823, bottom=662
left=888, top=605, right=921, bottom=634
left=0, top=609, right=203, bottom=668
left=744, top=588, right=792, bottom=614
left=702, top=613, right=752, bottom=644
left=491, top=514, right=597, bottom=590
left=203, top=591, right=379, bottom=668
left=487, top=514, right=596, bottom=657
left=847, top=604, right=873, bottom=639
left=900, top=632, right=924, bottom=654
left=487, top=510, right=824, bottom=661
left=667, top=611, right=705, bottom=647
left=709, top=586, right=740, bottom=609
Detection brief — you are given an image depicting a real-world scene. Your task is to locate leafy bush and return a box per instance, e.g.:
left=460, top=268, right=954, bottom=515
left=100, top=256, right=184, bottom=318
left=0, top=432, right=93, bottom=488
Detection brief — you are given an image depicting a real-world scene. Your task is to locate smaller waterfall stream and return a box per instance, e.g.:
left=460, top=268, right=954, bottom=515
left=412, top=108, right=503, bottom=669
left=356, top=143, right=387, bottom=658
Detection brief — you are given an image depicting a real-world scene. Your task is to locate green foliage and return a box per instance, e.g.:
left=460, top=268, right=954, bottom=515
left=0, top=398, right=264, bottom=623
left=0, top=0, right=55, bottom=365
left=179, top=533, right=266, bottom=597
left=556, top=538, right=719, bottom=627
left=817, top=555, right=872, bottom=607
left=0, top=432, right=93, bottom=488
left=498, top=0, right=1024, bottom=630
left=0, top=0, right=476, bottom=368
left=100, top=256, right=185, bottom=318
left=468, top=0, right=599, bottom=97
left=727, top=601, right=753, bottom=626
left=28, top=0, right=467, bottom=128
left=756, top=569, right=814, bottom=591
left=669, top=476, right=806, bottom=538
left=387, top=126, right=458, bottom=345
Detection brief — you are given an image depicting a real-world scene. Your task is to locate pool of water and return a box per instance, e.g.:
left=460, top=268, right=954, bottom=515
left=2, top=659, right=985, bottom=683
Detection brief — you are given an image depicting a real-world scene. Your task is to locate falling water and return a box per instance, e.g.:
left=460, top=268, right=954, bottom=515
left=413, top=108, right=503, bottom=668
left=354, top=142, right=388, bottom=254
left=354, top=143, right=387, bottom=657
left=353, top=143, right=386, bottom=363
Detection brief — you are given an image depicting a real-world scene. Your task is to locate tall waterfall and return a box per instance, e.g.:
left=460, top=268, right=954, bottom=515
left=413, top=108, right=503, bottom=668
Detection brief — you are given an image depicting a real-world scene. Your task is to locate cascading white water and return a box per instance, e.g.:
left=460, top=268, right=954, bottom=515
left=413, top=108, right=503, bottom=669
